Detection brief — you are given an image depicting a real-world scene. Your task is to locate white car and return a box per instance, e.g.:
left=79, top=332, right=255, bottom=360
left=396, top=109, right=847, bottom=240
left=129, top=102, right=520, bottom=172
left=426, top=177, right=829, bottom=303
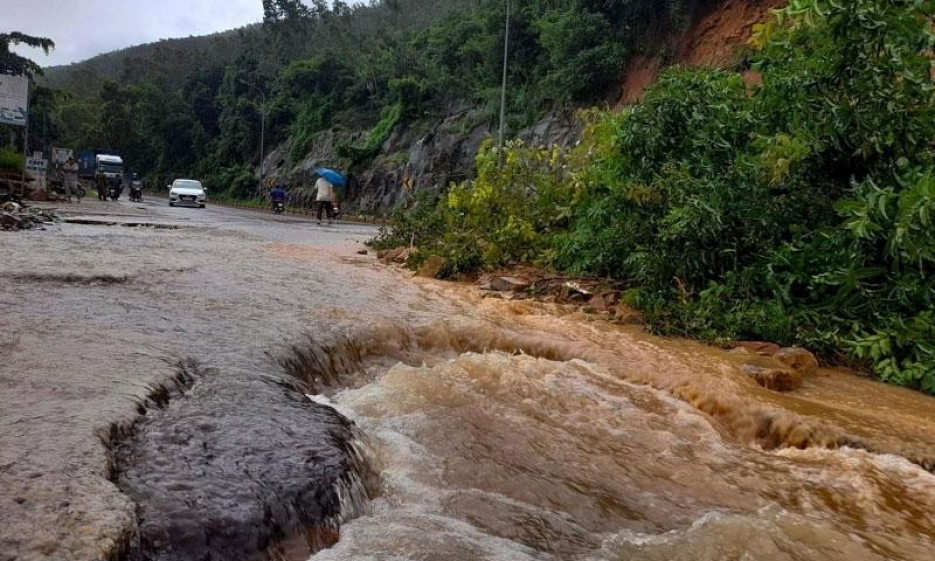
left=168, top=179, right=207, bottom=208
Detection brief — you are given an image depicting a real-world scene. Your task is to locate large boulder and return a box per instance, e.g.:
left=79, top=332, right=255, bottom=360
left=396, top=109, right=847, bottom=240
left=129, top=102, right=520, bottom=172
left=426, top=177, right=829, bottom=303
left=416, top=255, right=446, bottom=278
left=774, top=347, right=819, bottom=377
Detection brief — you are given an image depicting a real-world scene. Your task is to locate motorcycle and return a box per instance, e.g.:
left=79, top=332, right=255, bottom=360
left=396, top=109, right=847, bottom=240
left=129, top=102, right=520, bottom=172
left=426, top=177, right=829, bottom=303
left=129, top=183, right=144, bottom=202
left=272, top=200, right=285, bottom=214
left=109, top=181, right=124, bottom=201
left=47, top=175, right=86, bottom=200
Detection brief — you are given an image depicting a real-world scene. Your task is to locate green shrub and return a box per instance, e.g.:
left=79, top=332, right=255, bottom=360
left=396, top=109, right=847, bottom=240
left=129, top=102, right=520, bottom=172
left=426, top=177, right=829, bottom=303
left=337, top=103, right=402, bottom=165
left=287, top=100, right=333, bottom=166
left=442, top=139, right=578, bottom=270
left=369, top=189, right=448, bottom=251
left=0, top=147, right=22, bottom=173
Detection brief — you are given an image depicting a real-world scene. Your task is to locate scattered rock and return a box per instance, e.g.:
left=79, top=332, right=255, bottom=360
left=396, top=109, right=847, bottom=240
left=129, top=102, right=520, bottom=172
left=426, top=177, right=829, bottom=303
left=482, top=291, right=516, bottom=300
left=736, top=341, right=781, bottom=356
left=488, top=276, right=530, bottom=292
left=417, top=255, right=446, bottom=279
left=0, top=204, right=58, bottom=231
left=379, top=247, right=404, bottom=263
left=356, top=249, right=368, bottom=255
left=563, top=281, right=592, bottom=296
left=587, top=294, right=609, bottom=313
left=586, top=292, right=620, bottom=313
left=741, top=362, right=803, bottom=392
left=775, top=347, right=819, bottom=377
left=614, top=305, right=643, bottom=325
left=395, top=248, right=414, bottom=264
left=378, top=246, right=414, bottom=264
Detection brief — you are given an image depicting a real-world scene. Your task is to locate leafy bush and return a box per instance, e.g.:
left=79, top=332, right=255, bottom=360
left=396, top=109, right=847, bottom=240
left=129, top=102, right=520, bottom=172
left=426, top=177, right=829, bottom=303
left=535, top=7, right=624, bottom=102
left=370, top=189, right=448, bottom=251
left=336, top=103, right=402, bottom=164
left=442, top=139, right=578, bottom=271
left=0, top=147, right=22, bottom=173
left=287, top=99, right=334, bottom=165
left=212, top=163, right=258, bottom=198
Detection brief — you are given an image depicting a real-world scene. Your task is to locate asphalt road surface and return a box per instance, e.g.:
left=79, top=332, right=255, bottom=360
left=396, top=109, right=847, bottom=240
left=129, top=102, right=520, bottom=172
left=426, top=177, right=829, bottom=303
left=0, top=198, right=429, bottom=561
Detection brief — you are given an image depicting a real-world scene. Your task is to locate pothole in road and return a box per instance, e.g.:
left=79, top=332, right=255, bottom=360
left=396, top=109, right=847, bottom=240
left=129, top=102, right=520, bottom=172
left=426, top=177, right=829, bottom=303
left=63, top=218, right=181, bottom=229
left=0, top=271, right=133, bottom=284
left=110, top=358, right=376, bottom=561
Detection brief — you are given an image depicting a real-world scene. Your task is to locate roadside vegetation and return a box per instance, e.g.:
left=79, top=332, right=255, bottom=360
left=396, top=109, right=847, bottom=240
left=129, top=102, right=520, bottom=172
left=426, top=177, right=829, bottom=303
left=372, top=0, right=935, bottom=393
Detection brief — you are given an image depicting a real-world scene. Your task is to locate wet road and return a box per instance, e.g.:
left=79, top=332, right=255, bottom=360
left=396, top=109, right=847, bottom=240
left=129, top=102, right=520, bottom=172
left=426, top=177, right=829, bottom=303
left=0, top=199, right=410, bottom=561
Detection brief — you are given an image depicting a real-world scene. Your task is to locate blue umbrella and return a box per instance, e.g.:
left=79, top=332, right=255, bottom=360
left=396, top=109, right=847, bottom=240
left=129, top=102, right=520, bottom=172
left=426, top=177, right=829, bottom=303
left=316, top=167, right=346, bottom=187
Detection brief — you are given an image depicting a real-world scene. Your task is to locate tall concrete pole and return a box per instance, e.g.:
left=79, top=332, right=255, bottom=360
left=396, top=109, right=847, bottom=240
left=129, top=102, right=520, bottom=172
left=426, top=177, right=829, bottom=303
left=497, top=0, right=510, bottom=162
left=259, top=98, right=265, bottom=178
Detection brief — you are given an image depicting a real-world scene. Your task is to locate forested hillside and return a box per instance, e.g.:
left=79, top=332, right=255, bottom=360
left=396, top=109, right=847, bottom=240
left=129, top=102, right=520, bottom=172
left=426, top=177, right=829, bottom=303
left=374, top=0, right=935, bottom=393
left=34, top=0, right=718, bottom=199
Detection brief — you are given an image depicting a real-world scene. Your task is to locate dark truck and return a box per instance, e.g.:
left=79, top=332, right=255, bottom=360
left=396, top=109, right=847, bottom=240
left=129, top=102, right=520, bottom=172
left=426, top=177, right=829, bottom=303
left=76, top=149, right=124, bottom=181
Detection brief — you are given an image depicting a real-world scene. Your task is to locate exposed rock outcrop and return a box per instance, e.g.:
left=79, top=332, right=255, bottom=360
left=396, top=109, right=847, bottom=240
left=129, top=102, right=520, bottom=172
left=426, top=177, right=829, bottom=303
left=265, top=111, right=581, bottom=218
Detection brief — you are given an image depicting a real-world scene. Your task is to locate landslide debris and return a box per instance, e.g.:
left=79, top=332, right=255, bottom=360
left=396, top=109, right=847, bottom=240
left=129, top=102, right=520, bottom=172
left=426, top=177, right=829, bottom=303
left=0, top=201, right=59, bottom=231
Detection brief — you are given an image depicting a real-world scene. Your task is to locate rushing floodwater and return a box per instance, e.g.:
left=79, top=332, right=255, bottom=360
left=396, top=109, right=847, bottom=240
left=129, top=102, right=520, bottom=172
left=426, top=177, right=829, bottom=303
left=26, top=205, right=928, bottom=561
left=290, top=296, right=935, bottom=561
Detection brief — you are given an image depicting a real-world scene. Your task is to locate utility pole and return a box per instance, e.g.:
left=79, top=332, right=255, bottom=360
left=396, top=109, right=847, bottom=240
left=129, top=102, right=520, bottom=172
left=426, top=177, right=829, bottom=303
left=497, top=0, right=510, bottom=163
left=259, top=98, right=265, bottom=178
left=241, top=79, right=267, bottom=182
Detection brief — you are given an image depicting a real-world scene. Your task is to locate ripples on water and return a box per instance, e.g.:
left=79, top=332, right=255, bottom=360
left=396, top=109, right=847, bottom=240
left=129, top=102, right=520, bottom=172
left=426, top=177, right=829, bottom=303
left=285, top=302, right=935, bottom=561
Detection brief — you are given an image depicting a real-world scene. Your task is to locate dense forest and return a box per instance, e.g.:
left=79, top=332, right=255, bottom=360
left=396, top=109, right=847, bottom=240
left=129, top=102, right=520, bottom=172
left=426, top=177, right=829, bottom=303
left=25, top=0, right=706, bottom=196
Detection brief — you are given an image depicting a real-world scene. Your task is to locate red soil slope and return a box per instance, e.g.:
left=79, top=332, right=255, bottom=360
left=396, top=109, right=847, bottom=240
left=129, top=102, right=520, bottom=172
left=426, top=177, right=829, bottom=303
left=620, top=0, right=786, bottom=105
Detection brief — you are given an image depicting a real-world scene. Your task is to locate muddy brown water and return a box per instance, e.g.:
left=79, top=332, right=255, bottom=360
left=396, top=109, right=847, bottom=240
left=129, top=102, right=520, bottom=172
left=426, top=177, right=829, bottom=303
left=286, top=313, right=935, bottom=561
left=2, top=201, right=935, bottom=561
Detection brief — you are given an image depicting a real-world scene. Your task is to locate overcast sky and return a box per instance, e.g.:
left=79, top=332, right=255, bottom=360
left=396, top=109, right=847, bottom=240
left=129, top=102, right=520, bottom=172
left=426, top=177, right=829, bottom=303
left=6, top=0, right=265, bottom=67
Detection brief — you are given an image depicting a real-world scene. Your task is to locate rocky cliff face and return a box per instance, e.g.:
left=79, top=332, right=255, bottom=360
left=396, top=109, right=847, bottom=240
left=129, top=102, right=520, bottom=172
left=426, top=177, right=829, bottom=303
left=267, top=0, right=783, bottom=216
left=266, top=110, right=581, bottom=216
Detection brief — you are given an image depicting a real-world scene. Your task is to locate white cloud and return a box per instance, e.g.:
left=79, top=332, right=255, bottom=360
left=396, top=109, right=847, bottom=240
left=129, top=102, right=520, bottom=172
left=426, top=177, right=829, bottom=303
left=5, top=0, right=264, bottom=67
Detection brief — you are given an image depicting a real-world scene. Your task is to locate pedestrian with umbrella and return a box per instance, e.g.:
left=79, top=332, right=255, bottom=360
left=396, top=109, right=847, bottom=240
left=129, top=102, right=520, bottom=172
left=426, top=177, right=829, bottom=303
left=314, top=167, right=345, bottom=225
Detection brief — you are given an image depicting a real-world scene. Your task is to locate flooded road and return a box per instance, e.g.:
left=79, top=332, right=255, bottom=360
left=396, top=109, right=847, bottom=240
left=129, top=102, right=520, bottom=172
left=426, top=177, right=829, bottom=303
left=2, top=200, right=934, bottom=560
left=296, top=311, right=935, bottom=561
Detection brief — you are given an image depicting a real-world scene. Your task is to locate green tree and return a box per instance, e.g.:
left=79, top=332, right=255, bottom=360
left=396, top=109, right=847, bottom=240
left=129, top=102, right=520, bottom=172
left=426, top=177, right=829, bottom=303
left=0, top=31, right=54, bottom=77
left=262, top=0, right=311, bottom=23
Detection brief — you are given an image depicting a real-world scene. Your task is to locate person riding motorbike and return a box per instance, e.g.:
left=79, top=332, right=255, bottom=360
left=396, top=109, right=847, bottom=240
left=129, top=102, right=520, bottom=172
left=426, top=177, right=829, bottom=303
left=129, top=173, right=143, bottom=202
left=108, top=174, right=124, bottom=201
left=269, top=183, right=287, bottom=214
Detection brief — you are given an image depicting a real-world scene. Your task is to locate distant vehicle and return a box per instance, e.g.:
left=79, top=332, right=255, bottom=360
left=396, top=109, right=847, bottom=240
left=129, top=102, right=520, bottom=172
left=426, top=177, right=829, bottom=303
left=168, top=179, right=206, bottom=208
left=95, top=154, right=124, bottom=177
left=75, top=149, right=123, bottom=180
